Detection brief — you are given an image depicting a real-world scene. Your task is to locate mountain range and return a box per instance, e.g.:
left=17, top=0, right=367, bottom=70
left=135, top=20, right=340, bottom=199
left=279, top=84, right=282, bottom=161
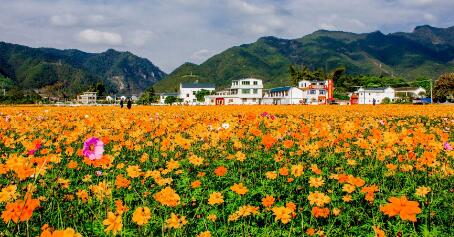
left=154, top=25, right=454, bottom=92
left=0, top=42, right=165, bottom=97
left=1, top=25, right=454, bottom=96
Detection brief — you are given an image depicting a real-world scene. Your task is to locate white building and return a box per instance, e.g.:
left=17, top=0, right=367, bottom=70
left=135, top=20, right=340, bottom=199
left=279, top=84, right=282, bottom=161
left=206, top=78, right=264, bottom=105
left=262, top=86, right=304, bottom=105
left=77, top=92, right=97, bottom=104
left=394, top=87, right=426, bottom=98
left=355, top=87, right=395, bottom=104
left=179, top=82, right=216, bottom=104
left=298, top=80, right=330, bottom=104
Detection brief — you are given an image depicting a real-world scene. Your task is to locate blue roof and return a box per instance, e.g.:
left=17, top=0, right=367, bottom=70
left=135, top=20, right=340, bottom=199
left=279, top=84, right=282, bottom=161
left=270, top=86, right=292, bottom=93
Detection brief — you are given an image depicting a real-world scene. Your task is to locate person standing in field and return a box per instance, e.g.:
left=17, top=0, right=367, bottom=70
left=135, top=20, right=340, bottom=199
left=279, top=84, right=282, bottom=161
left=373, top=98, right=376, bottom=106
left=120, top=99, right=124, bottom=108
left=127, top=99, right=132, bottom=110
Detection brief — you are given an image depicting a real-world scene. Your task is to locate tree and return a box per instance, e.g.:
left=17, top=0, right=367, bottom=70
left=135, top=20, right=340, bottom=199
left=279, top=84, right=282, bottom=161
left=138, top=86, right=158, bottom=104
left=289, top=65, right=298, bottom=86
left=382, top=97, right=391, bottom=104
left=195, top=89, right=211, bottom=102
left=164, top=96, right=177, bottom=105
left=434, top=73, right=454, bottom=102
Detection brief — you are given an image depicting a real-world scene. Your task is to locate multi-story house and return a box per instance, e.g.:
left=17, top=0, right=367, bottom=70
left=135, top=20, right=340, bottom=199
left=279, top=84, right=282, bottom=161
left=206, top=78, right=264, bottom=105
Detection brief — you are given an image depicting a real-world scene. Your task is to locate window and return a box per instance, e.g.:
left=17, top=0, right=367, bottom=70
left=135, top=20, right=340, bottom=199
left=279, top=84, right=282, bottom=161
left=242, top=89, right=250, bottom=94
left=319, top=90, right=326, bottom=95
left=310, top=90, right=316, bottom=95
left=229, top=99, right=233, bottom=103
left=192, top=91, right=196, bottom=95
left=186, top=94, right=190, bottom=97
left=253, top=89, right=258, bottom=94
left=242, top=98, right=247, bottom=103
left=242, top=81, right=250, bottom=85
left=253, top=81, right=258, bottom=85
left=252, top=98, right=256, bottom=102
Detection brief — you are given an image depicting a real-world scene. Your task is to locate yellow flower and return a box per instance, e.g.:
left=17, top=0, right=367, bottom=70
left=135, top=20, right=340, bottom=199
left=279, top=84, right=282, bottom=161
left=196, top=231, right=211, bottom=237
left=132, top=207, right=151, bottom=226
left=102, top=212, right=122, bottom=235
left=126, top=165, right=142, bottom=178
left=208, top=192, right=224, bottom=205
left=308, top=191, right=331, bottom=207
left=291, top=164, right=304, bottom=177
left=153, top=187, right=180, bottom=207
left=272, top=206, right=292, bottom=224
left=415, top=186, right=431, bottom=197
left=309, top=176, right=324, bottom=188
left=188, top=155, right=204, bottom=166
left=165, top=213, right=187, bottom=229
left=265, top=171, right=278, bottom=180
left=230, top=183, right=248, bottom=195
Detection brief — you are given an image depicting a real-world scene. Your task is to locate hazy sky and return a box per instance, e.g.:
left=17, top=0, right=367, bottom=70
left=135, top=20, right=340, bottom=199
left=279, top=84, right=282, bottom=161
left=1, top=0, right=454, bottom=72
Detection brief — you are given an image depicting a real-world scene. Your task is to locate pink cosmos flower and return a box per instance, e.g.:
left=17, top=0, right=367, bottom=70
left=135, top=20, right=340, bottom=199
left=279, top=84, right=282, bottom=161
left=444, top=142, right=453, bottom=151
left=83, top=137, right=104, bottom=160
left=95, top=171, right=103, bottom=176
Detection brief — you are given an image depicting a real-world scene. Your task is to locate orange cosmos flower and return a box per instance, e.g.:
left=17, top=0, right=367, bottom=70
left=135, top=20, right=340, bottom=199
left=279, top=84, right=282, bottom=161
left=126, top=165, right=142, bottom=178
left=415, top=186, right=431, bottom=197
left=165, top=213, right=187, bottom=229
left=189, top=155, right=204, bottom=166
left=342, top=184, right=356, bottom=193
left=115, top=200, right=129, bottom=215
left=208, top=192, right=224, bottom=205
left=132, top=207, right=151, bottom=225
left=40, top=227, right=82, bottom=237
left=373, top=226, right=386, bottom=237
left=262, top=134, right=277, bottom=149
left=272, top=206, right=292, bottom=224
left=191, top=180, right=201, bottom=188
left=290, top=164, right=304, bottom=177
left=311, top=206, right=330, bottom=218
left=214, top=166, right=228, bottom=176
left=283, top=140, right=294, bottom=149
left=76, top=190, right=89, bottom=203
left=279, top=167, right=289, bottom=176
left=261, top=195, right=275, bottom=208
left=230, top=183, right=248, bottom=195
left=196, top=231, right=211, bottom=237
left=310, top=164, right=322, bottom=175
left=0, top=185, right=18, bottom=203
left=1, top=198, right=40, bottom=223
left=103, top=211, right=122, bottom=235
left=153, top=187, right=180, bottom=207
left=307, top=191, right=331, bottom=207
left=309, top=176, right=325, bottom=188
left=380, top=196, right=421, bottom=222
left=207, top=214, right=217, bottom=222
left=115, top=174, right=131, bottom=189
left=265, top=171, right=278, bottom=180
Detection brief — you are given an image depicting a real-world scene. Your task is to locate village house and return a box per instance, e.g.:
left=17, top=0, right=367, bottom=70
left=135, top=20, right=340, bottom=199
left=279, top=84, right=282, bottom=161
left=262, top=86, right=304, bottom=105
left=353, top=87, right=395, bottom=104
left=298, top=80, right=334, bottom=104
left=179, top=82, right=216, bottom=104
left=205, top=78, right=264, bottom=105
left=77, top=92, right=97, bottom=104
left=394, top=87, right=426, bottom=98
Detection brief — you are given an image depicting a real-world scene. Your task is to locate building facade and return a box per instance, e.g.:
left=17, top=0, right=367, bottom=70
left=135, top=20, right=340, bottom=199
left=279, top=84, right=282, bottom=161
left=355, top=87, right=395, bottom=104
left=159, top=92, right=179, bottom=104
left=298, top=80, right=333, bottom=104
left=179, top=82, right=216, bottom=104
left=206, top=78, right=264, bottom=105
left=78, top=92, right=97, bottom=104
left=262, top=86, right=304, bottom=105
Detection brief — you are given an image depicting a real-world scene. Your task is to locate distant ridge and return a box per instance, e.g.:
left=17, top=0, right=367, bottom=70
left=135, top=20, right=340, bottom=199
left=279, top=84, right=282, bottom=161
left=0, top=42, right=166, bottom=96
left=155, top=25, right=454, bottom=92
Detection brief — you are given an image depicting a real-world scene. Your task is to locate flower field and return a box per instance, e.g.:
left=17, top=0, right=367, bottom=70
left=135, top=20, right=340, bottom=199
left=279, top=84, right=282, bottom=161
left=0, top=105, right=453, bottom=236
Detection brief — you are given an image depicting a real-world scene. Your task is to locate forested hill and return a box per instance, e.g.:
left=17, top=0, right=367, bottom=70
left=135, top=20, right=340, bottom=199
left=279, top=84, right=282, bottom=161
left=0, top=42, right=166, bottom=97
left=154, top=25, right=454, bottom=92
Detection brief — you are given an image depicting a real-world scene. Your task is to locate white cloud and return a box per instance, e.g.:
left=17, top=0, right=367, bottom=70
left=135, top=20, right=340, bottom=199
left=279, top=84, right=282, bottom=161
left=50, top=14, right=78, bottom=26
left=130, top=30, right=155, bottom=47
left=319, top=23, right=336, bottom=30
left=77, top=29, right=123, bottom=45
left=191, top=49, right=214, bottom=62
